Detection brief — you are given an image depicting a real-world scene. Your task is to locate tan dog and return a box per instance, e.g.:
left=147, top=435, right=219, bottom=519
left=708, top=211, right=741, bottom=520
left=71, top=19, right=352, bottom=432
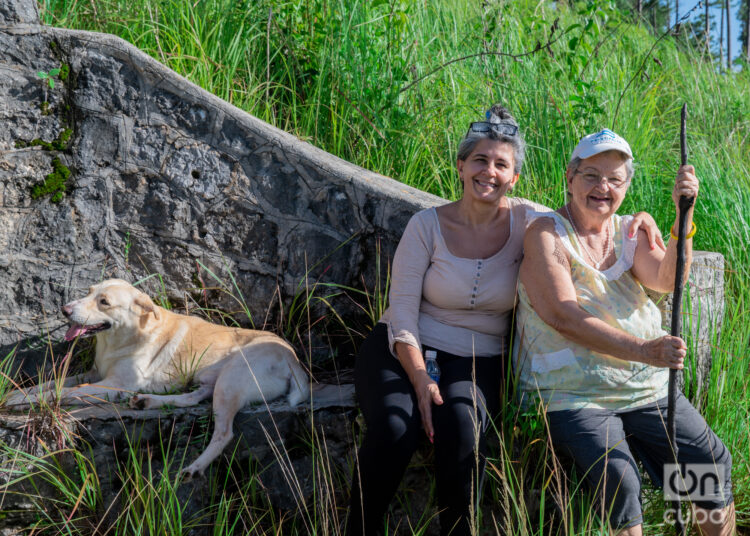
left=4, top=279, right=310, bottom=477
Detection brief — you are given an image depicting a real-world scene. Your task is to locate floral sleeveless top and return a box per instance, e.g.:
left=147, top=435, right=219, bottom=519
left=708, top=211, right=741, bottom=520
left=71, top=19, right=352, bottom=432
left=513, top=212, right=669, bottom=412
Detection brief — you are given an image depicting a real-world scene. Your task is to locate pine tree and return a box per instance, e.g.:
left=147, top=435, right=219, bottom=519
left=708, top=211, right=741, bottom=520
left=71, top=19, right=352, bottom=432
left=644, top=0, right=671, bottom=31
left=684, top=11, right=714, bottom=54
left=726, top=0, right=732, bottom=69
left=705, top=0, right=710, bottom=49
left=720, top=0, right=725, bottom=66
left=740, top=0, right=750, bottom=61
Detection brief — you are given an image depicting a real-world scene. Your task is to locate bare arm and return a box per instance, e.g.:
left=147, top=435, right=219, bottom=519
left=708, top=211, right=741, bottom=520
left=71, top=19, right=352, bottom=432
left=631, top=165, right=698, bottom=292
left=519, top=218, right=685, bottom=368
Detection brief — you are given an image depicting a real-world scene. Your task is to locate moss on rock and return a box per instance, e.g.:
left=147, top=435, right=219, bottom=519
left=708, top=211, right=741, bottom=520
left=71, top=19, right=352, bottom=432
left=16, top=128, right=73, bottom=151
left=31, top=157, right=71, bottom=203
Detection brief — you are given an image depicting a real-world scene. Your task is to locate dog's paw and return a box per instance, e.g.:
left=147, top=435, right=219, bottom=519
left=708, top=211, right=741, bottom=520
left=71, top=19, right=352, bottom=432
left=129, top=394, right=151, bottom=410
left=180, top=464, right=206, bottom=482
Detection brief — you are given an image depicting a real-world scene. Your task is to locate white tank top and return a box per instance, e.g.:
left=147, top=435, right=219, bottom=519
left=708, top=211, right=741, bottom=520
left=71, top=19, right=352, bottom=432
left=514, top=212, right=669, bottom=411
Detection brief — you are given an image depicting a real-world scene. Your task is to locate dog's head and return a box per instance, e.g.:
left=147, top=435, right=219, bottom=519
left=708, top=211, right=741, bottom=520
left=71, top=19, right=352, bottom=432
left=61, top=279, right=161, bottom=341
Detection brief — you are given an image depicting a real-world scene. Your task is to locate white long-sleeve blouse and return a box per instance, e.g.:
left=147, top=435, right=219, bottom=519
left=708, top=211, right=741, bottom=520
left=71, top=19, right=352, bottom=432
left=378, top=197, right=549, bottom=358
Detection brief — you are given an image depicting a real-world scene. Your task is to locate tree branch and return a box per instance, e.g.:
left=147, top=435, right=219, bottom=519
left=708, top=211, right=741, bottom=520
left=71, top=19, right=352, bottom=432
left=399, top=19, right=563, bottom=94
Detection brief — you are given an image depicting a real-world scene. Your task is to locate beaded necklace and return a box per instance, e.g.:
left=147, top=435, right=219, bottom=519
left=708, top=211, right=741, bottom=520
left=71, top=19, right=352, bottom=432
left=564, top=204, right=613, bottom=270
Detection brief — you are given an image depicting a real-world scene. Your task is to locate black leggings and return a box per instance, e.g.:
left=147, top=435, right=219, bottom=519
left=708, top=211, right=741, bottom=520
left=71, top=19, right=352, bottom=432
left=347, top=323, right=503, bottom=536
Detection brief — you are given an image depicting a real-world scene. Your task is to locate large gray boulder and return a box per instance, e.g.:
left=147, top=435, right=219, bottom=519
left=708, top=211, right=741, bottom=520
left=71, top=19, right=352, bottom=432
left=0, top=0, right=38, bottom=25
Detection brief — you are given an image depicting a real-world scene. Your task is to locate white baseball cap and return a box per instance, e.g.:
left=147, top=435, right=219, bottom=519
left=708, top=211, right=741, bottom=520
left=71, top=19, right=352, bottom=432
left=571, top=129, right=633, bottom=160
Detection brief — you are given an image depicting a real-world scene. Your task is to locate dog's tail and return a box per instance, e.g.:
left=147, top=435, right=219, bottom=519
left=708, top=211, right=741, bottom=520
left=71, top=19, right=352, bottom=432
left=286, top=357, right=310, bottom=407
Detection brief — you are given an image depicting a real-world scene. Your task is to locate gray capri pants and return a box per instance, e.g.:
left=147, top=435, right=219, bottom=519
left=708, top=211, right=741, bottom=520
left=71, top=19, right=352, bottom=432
left=547, top=392, right=733, bottom=530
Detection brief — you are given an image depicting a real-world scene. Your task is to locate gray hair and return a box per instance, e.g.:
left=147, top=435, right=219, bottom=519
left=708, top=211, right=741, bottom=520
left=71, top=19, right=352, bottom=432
left=566, top=153, right=635, bottom=181
left=457, top=104, right=526, bottom=175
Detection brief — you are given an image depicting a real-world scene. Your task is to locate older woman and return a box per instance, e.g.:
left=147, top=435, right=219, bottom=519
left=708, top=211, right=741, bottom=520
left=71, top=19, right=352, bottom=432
left=347, top=112, right=663, bottom=536
left=515, top=129, right=735, bottom=535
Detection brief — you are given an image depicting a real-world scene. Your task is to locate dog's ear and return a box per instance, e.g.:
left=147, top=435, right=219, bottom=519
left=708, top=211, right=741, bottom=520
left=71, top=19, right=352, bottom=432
left=134, top=295, right=161, bottom=321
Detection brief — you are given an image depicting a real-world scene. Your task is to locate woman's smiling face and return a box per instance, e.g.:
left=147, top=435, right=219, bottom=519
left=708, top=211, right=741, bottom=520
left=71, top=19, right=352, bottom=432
left=457, top=138, right=519, bottom=205
left=566, top=150, right=631, bottom=219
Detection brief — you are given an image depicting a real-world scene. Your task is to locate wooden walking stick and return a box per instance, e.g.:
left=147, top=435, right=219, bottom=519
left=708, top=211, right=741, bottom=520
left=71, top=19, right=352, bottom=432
left=668, top=103, right=692, bottom=536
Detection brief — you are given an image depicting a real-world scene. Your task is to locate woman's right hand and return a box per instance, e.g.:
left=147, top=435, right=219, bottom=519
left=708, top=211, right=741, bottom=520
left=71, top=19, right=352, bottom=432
left=413, top=371, right=444, bottom=442
left=394, top=342, right=445, bottom=441
left=641, top=335, right=686, bottom=369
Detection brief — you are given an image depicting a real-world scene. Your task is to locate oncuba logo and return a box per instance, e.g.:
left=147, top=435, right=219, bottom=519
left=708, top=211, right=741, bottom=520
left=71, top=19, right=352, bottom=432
left=590, top=129, right=619, bottom=145
left=663, top=463, right=724, bottom=501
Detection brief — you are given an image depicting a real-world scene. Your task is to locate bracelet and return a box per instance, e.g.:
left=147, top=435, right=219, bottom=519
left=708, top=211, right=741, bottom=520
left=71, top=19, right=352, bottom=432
left=670, top=221, right=696, bottom=240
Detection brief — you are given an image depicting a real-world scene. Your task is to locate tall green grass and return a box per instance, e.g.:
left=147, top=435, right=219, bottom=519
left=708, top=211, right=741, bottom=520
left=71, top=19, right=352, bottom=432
left=14, top=0, right=750, bottom=532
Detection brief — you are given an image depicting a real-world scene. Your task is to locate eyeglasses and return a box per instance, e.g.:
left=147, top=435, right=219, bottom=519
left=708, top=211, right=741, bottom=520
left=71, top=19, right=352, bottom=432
left=574, top=171, right=630, bottom=189
left=466, top=121, right=519, bottom=137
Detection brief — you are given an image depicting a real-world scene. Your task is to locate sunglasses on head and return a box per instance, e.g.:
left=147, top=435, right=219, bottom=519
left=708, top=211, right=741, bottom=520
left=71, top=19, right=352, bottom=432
left=466, top=121, right=519, bottom=137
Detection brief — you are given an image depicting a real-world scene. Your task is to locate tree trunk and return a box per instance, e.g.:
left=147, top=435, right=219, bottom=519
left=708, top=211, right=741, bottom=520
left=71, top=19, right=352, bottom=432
left=746, top=0, right=750, bottom=62
left=636, top=0, right=642, bottom=15
left=720, top=0, right=725, bottom=67
left=675, top=0, right=679, bottom=26
left=705, top=0, right=710, bottom=51
left=727, top=0, right=732, bottom=70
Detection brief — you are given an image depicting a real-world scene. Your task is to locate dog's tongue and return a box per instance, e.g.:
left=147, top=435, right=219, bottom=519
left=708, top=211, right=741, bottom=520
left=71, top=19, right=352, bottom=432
left=65, top=324, right=87, bottom=342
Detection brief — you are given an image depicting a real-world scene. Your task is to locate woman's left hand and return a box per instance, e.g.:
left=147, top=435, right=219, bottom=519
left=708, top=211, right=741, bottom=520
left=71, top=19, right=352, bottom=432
left=672, top=165, right=699, bottom=207
left=631, top=212, right=666, bottom=251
